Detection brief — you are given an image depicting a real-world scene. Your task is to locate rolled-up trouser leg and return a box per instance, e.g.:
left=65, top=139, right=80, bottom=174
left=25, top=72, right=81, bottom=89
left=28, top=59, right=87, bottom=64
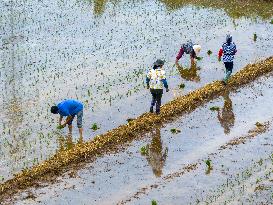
left=76, top=110, right=83, bottom=128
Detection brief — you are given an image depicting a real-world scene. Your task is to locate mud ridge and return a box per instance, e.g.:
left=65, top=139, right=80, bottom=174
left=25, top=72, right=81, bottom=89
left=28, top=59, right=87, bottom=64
left=0, top=57, right=272, bottom=201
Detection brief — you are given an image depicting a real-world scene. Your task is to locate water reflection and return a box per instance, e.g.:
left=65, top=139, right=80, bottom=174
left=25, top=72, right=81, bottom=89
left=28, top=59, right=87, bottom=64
left=175, top=62, right=200, bottom=82
left=217, top=91, right=235, bottom=134
left=160, top=0, right=273, bottom=19
left=146, top=127, right=168, bottom=177
left=58, top=134, right=83, bottom=151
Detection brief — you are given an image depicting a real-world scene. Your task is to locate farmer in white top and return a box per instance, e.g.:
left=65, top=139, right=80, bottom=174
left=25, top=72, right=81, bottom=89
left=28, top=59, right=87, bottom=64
left=146, top=59, right=169, bottom=114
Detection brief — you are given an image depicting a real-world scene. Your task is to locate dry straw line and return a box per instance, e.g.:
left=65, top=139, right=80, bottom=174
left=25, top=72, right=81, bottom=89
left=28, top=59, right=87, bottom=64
left=0, top=57, right=273, bottom=199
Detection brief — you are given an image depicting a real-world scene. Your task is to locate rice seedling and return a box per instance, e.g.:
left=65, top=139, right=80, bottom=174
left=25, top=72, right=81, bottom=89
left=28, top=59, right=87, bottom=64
left=170, top=128, right=181, bottom=134
left=196, top=57, right=203, bottom=61
left=151, top=200, right=157, bottom=205
left=179, top=83, right=185, bottom=89
left=91, top=123, right=100, bottom=131
left=210, top=106, right=220, bottom=111
left=253, top=33, right=257, bottom=42
left=140, top=145, right=148, bottom=155
left=207, top=50, right=212, bottom=55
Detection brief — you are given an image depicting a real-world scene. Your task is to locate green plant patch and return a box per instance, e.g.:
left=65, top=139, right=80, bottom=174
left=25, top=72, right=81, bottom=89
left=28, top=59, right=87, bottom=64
left=140, top=145, right=148, bottom=155
left=270, top=19, right=273, bottom=24
left=210, top=106, right=220, bottom=111
left=170, top=128, right=181, bottom=134
left=91, top=123, right=100, bottom=131
left=151, top=200, right=158, bottom=205
left=196, top=56, right=203, bottom=61
left=56, top=125, right=65, bottom=130
left=255, top=122, right=263, bottom=127
left=179, top=83, right=185, bottom=89
left=253, top=33, right=257, bottom=42
left=207, top=50, right=212, bottom=55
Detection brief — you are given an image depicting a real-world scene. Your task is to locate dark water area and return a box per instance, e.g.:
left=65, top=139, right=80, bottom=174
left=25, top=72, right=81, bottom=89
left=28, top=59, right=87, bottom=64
left=0, top=0, right=272, bottom=182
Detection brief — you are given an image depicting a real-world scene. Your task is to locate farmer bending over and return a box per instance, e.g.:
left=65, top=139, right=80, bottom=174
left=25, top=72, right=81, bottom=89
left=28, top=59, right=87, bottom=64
left=175, top=41, right=201, bottom=65
left=146, top=59, right=169, bottom=114
left=51, top=99, right=83, bottom=138
left=218, top=34, right=237, bottom=85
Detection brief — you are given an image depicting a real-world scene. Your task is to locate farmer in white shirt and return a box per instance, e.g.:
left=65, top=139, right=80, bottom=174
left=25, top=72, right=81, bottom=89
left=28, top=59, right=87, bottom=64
left=146, top=59, right=169, bottom=114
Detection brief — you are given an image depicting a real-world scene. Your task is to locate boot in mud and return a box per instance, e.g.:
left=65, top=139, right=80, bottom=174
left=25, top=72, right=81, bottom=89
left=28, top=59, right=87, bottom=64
left=150, top=106, right=154, bottom=113
left=155, top=109, right=160, bottom=115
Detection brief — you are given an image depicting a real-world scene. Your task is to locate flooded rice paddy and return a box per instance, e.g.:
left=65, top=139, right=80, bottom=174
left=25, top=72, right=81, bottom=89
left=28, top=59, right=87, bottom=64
left=6, top=70, right=273, bottom=205
left=0, top=0, right=273, bottom=199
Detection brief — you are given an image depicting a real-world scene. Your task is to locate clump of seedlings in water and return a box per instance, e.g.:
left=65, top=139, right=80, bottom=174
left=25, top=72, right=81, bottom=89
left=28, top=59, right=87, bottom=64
left=170, top=128, right=181, bottom=134
left=255, top=122, right=263, bottom=127
left=205, top=159, right=213, bottom=174
left=91, top=123, right=100, bottom=131
left=151, top=200, right=157, bottom=205
left=56, top=125, right=65, bottom=129
left=207, top=50, right=212, bottom=55
left=140, top=145, right=148, bottom=155
left=196, top=56, right=203, bottom=61
left=179, top=83, right=185, bottom=89
left=253, top=33, right=257, bottom=42
left=271, top=19, right=273, bottom=24
left=210, top=106, right=220, bottom=111
left=126, top=118, right=134, bottom=123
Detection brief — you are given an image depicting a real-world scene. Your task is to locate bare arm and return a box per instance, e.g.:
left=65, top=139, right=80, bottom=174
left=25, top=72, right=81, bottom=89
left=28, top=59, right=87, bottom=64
left=63, top=116, right=73, bottom=126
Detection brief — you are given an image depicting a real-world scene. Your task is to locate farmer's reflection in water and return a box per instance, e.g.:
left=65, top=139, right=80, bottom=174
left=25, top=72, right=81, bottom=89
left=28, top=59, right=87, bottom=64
left=217, top=91, right=235, bottom=134
left=146, top=127, right=168, bottom=177
left=175, top=62, right=201, bottom=82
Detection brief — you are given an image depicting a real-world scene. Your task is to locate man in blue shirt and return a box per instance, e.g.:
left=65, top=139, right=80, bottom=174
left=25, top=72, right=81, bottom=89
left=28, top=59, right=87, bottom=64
left=51, top=99, right=83, bottom=138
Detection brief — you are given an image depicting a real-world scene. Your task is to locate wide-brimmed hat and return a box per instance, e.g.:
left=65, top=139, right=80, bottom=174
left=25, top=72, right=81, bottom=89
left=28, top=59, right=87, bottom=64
left=193, top=45, right=201, bottom=55
left=153, top=59, right=165, bottom=66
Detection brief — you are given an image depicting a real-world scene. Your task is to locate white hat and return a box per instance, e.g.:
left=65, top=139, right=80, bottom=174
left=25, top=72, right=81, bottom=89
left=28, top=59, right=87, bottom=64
left=193, top=45, right=201, bottom=55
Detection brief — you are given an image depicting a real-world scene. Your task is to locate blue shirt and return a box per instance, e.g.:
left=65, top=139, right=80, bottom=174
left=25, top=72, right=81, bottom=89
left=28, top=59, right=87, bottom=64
left=57, top=99, right=83, bottom=116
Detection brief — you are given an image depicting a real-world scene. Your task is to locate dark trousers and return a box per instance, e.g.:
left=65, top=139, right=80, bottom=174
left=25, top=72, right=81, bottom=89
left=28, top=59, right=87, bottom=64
left=224, top=62, right=233, bottom=82
left=150, top=89, right=163, bottom=113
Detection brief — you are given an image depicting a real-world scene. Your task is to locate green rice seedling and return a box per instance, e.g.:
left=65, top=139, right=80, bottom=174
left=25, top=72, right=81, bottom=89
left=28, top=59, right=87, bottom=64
left=205, top=159, right=212, bottom=169
left=140, top=145, right=148, bottom=155
left=205, top=159, right=213, bottom=174
left=151, top=200, right=157, bottom=205
left=207, top=50, right=212, bottom=55
left=196, top=57, right=203, bottom=61
left=91, top=123, right=100, bottom=131
left=170, top=128, right=181, bottom=134
left=270, top=19, right=273, bottom=24
left=57, top=125, right=65, bottom=129
left=210, top=106, right=220, bottom=111
left=253, top=33, right=257, bottom=42
left=0, top=176, right=4, bottom=181
left=255, top=122, right=263, bottom=127
left=179, top=83, right=185, bottom=89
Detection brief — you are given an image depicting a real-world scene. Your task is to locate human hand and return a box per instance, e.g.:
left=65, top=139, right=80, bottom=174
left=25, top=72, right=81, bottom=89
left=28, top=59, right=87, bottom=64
left=146, top=85, right=150, bottom=89
left=218, top=57, right=221, bottom=62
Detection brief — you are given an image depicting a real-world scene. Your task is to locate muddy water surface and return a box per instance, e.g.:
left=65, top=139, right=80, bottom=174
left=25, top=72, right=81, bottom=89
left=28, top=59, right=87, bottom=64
left=0, top=0, right=273, bottom=181
left=7, top=74, right=273, bottom=204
